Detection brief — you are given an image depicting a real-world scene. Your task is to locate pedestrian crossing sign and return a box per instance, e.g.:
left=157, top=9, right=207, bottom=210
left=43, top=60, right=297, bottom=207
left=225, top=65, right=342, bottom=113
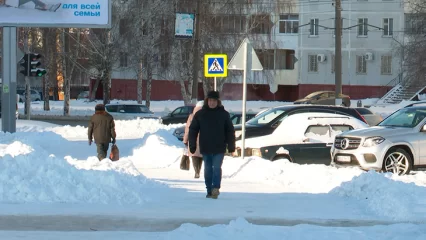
left=204, top=54, right=228, bottom=77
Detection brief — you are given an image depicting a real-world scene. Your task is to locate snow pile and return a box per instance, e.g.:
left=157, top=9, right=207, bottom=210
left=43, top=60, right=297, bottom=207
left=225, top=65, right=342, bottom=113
left=129, top=129, right=185, bottom=169
left=222, top=157, right=363, bottom=193
left=330, top=171, right=426, bottom=221
left=52, top=118, right=183, bottom=141
left=0, top=131, right=168, bottom=205
left=0, top=141, right=34, bottom=157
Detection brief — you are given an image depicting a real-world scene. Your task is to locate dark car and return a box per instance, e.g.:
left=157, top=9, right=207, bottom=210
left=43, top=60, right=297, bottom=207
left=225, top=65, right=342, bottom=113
left=353, top=107, right=383, bottom=126
left=229, top=111, right=257, bottom=125
left=233, top=105, right=368, bottom=141
left=294, top=91, right=351, bottom=107
left=161, top=105, right=195, bottom=125
left=172, top=111, right=257, bottom=141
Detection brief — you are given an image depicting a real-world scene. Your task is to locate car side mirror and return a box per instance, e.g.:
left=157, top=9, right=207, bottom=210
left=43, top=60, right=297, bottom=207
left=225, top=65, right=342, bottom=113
left=422, top=125, right=426, bottom=132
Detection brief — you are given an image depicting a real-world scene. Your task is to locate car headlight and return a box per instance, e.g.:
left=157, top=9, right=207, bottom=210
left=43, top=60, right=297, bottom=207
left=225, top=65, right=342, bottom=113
left=251, top=148, right=262, bottom=157
left=235, top=130, right=242, bottom=138
left=362, top=137, right=385, bottom=147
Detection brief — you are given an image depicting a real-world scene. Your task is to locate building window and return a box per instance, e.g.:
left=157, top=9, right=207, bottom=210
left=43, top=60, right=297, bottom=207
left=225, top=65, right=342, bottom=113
left=250, top=14, right=272, bottom=34
left=119, top=52, right=128, bottom=67
left=308, top=55, right=318, bottom=72
left=256, top=49, right=275, bottom=70
left=331, top=54, right=335, bottom=73
left=279, top=14, right=299, bottom=34
left=383, top=18, right=393, bottom=36
left=357, top=18, right=368, bottom=36
left=310, top=18, right=319, bottom=36
left=381, top=56, right=392, bottom=75
left=275, top=49, right=295, bottom=70
left=356, top=55, right=367, bottom=74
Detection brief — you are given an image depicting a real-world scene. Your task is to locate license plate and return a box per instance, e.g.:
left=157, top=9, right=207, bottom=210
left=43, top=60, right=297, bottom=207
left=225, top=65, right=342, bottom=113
left=337, top=156, right=351, bottom=162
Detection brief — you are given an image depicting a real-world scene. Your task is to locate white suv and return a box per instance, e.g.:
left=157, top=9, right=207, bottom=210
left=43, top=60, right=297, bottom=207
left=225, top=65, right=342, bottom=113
left=331, top=103, right=426, bottom=175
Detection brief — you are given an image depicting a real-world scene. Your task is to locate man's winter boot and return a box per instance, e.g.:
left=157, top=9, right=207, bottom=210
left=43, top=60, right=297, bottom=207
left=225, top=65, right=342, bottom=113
left=211, top=188, right=220, bottom=199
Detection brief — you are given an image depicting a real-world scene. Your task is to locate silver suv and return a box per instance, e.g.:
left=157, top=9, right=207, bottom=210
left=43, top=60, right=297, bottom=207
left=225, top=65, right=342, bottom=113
left=331, top=103, right=426, bottom=175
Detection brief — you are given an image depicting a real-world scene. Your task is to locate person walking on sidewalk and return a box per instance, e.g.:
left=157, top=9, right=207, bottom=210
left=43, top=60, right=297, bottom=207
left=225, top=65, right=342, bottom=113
left=88, top=104, right=116, bottom=160
left=188, top=91, right=235, bottom=199
left=183, top=101, right=204, bottom=178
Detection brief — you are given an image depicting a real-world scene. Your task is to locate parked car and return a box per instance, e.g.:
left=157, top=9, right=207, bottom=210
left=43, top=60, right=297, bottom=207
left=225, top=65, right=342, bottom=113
left=172, top=111, right=257, bottom=141
left=354, top=107, right=383, bottom=126
left=233, top=105, right=368, bottom=141
left=105, top=103, right=161, bottom=121
left=294, top=91, right=351, bottom=107
left=331, top=102, right=426, bottom=175
left=77, top=91, right=90, bottom=100
left=161, top=105, right=195, bottom=125
left=17, top=89, right=41, bottom=102
left=234, top=112, right=368, bottom=164
left=230, top=111, right=257, bottom=125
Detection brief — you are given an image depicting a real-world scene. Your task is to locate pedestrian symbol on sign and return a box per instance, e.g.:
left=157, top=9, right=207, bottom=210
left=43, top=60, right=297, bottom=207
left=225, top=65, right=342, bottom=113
left=204, top=54, right=227, bottom=78
left=208, top=59, right=224, bottom=72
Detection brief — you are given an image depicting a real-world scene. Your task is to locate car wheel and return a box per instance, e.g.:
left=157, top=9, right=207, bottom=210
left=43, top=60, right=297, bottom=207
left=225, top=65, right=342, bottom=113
left=382, top=148, right=412, bottom=175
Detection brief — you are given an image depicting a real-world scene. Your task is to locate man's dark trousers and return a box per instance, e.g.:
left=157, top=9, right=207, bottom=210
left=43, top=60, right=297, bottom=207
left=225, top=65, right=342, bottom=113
left=96, top=143, right=109, bottom=160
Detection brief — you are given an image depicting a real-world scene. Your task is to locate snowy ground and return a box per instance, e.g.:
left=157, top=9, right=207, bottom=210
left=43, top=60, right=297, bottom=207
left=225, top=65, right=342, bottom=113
left=2, top=100, right=426, bottom=238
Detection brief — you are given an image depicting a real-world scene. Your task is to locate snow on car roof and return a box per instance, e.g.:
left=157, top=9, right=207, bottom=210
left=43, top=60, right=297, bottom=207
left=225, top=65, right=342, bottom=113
left=239, top=112, right=368, bottom=149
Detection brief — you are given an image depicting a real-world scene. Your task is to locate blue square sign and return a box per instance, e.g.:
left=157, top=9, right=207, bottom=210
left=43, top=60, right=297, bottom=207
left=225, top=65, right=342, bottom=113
left=204, top=54, right=227, bottom=77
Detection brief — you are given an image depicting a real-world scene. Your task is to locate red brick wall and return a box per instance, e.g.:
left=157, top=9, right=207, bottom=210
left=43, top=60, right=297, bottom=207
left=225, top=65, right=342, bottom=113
left=111, top=79, right=183, bottom=100
left=110, top=79, right=390, bottom=101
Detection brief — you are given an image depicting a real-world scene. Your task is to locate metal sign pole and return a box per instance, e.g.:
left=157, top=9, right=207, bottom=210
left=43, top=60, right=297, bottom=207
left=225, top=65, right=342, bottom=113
left=1, top=27, right=17, bottom=133
left=214, top=77, right=217, bottom=91
left=241, top=41, right=252, bottom=159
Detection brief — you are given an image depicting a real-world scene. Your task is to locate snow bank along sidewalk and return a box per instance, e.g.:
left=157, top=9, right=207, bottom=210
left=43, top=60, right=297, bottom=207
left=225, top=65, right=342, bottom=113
left=1, top=119, right=426, bottom=231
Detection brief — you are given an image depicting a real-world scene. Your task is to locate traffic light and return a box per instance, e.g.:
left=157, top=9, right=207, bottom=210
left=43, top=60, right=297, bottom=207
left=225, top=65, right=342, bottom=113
left=18, top=53, right=47, bottom=77
left=29, top=53, right=47, bottom=77
left=19, top=53, right=29, bottom=76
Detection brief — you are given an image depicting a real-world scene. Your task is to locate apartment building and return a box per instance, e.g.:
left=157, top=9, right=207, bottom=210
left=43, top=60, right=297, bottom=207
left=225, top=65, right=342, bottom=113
left=298, top=0, right=404, bottom=98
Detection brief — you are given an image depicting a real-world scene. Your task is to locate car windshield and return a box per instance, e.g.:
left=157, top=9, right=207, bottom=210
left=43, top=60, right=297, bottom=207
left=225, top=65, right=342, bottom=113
left=246, top=109, right=285, bottom=125
left=379, top=108, right=426, bottom=128
left=120, top=105, right=150, bottom=114
left=304, top=92, right=322, bottom=99
left=355, top=108, right=372, bottom=115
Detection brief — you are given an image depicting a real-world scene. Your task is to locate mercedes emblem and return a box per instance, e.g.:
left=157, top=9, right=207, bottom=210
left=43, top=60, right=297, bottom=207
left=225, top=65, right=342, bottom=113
left=341, top=138, right=349, bottom=150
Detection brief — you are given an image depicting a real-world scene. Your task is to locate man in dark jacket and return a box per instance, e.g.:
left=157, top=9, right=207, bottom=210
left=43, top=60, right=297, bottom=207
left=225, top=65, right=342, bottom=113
left=188, top=91, right=235, bottom=199
left=88, top=104, right=116, bottom=160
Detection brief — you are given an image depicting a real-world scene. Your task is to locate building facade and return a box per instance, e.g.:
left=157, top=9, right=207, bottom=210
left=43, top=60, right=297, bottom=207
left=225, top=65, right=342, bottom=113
left=297, top=0, right=404, bottom=98
left=107, top=0, right=404, bottom=101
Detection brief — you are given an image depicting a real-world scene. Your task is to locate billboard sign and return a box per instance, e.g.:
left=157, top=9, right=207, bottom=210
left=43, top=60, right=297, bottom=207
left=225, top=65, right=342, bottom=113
left=174, top=13, right=194, bottom=38
left=0, top=0, right=111, bottom=28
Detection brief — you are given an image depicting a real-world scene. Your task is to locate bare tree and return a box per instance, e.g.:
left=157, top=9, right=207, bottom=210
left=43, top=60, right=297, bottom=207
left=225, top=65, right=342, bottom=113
left=85, top=2, right=127, bottom=104
left=402, top=1, right=426, bottom=85
left=127, top=0, right=175, bottom=108
left=168, top=0, right=292, bottom=101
